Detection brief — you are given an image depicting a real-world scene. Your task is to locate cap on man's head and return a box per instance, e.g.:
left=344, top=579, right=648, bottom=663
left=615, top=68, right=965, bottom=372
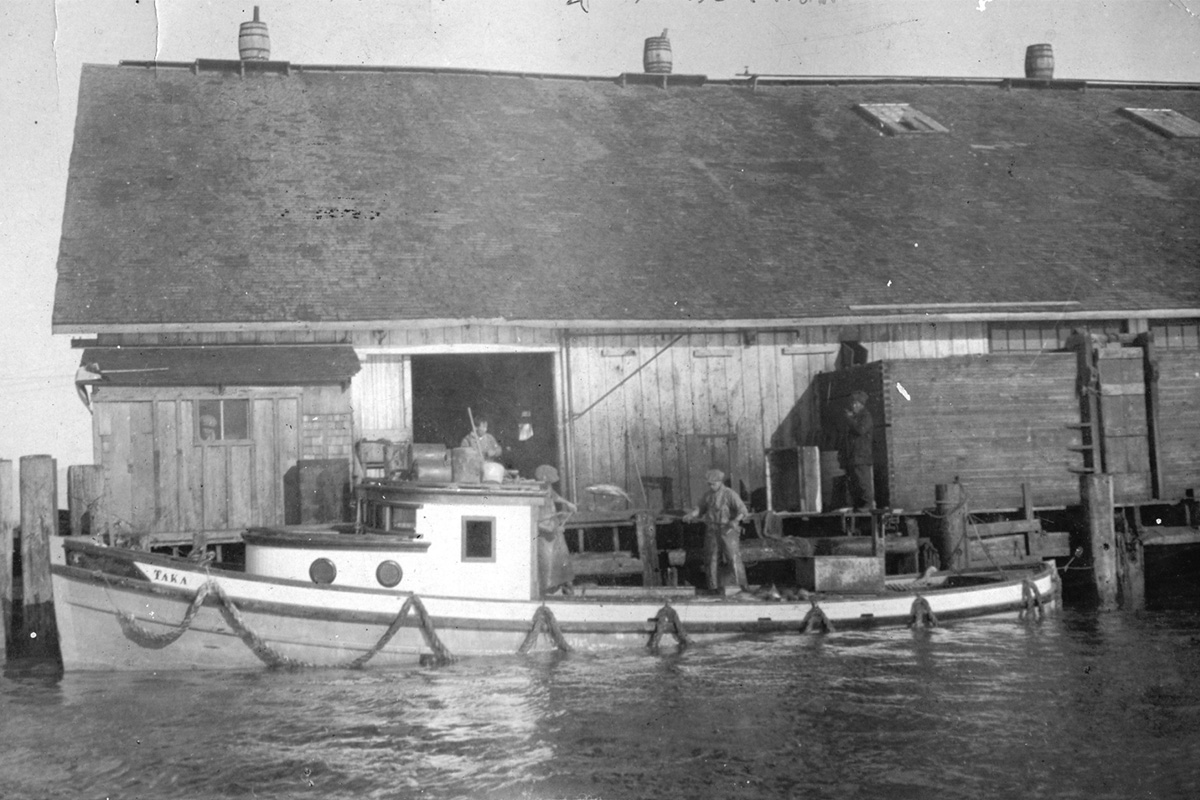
left=705, top=469, right=725, bottom=483
left=535, top=465, right=560, bottom=483
left=850, top=391, right=868, bottom=404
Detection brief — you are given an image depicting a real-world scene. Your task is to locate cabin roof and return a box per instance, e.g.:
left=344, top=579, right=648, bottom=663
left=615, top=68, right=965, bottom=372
left=53, top=61, right=1200, bottom=331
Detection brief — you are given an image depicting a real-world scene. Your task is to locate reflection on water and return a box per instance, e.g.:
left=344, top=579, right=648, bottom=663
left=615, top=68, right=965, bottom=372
left=2, top=609, right=1199, bottom=799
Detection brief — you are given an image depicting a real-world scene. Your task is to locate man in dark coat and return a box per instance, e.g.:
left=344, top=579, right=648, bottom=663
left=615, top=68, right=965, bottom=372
left=842, top=390, right=875, bottom=511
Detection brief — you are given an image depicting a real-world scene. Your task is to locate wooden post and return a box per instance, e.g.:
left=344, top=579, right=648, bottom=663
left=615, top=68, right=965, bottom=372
left=799, top=446, right=822, bottom=513
left=0, top=459, right=14, bottom=662
left=635, top=510, right=661, bottom=587
left=19, top=455, right=59, bottom=656
left=1117, top=509, right=1146, bottom=611
left=933, top=482, right=968, bottom=571
left=1082, top=474, right=1118, bottom=610
left=67, top=464, right=105, bottom=539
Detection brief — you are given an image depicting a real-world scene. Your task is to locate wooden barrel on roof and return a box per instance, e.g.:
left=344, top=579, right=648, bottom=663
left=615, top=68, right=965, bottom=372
left=644, top=29, right=672, bottom=74
left=1024, top=43, right=1054, bottom=79
left=239, top=7, right=270, bottom=61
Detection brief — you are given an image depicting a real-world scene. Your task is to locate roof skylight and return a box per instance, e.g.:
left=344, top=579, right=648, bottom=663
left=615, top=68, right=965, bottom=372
left=1119, top=108, right=1200, bottom=138
left=854, top=103, right=948, bottom=135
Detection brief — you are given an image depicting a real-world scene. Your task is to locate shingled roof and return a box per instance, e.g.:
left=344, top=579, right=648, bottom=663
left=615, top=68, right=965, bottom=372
left=52, top=62, right=1200, bottom=330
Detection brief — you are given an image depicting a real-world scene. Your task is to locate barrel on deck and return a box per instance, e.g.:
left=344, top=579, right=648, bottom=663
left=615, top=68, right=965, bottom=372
left=451, top=447, right=483, bottom=484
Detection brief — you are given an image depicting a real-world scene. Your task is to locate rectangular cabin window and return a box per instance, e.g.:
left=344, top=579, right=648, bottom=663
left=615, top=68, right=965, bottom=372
left=855, top=103, right=949, bottom=135
left=196, top=399, right=250, bottom=443
left=1119, top=108, right=1200, bottom=138
left=462, top=517, right=496, bottom=562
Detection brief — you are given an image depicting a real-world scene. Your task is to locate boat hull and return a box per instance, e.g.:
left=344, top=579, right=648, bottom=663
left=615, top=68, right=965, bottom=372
left=51, top=542, right=1058, bottom=671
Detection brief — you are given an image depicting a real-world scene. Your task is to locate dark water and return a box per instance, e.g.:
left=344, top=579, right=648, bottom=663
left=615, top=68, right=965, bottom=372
left=3, top=608, right=1200, bottom=800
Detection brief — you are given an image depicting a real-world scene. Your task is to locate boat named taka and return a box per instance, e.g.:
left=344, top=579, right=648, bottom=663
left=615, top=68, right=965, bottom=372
left=50, top=479, right=1057, bottom=671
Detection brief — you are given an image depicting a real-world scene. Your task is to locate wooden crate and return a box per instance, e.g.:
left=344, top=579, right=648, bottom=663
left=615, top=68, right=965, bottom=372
left=796, top=555, right=884, bottom=593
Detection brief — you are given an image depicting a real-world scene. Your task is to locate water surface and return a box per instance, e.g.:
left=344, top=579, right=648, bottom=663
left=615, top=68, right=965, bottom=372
left=3, top=608, right=1199, bottom=799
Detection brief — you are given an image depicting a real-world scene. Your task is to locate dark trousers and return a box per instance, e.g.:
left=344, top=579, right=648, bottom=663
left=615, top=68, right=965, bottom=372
left=847, top=463, right=875, bottom=510
left=703, top=525, right=747, bottom=590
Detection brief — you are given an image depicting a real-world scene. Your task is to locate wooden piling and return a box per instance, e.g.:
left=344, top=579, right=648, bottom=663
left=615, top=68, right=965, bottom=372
left=1116, top=509, right=1146, bottom=611
left=0, top=459, right=14, bottom=662
left=19, top=455, right=59, bottom=656
left=1082, top=474, right=1118, bottom=610
left=933, top=482, right=968, bottom=571
left=67, top=464, right=105, bottom=539
left=635, top=510, right=661, bottom=587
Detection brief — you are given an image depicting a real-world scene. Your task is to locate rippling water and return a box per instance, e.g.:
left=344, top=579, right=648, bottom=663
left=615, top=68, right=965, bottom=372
left=3, top=608, right=1200, bottom=799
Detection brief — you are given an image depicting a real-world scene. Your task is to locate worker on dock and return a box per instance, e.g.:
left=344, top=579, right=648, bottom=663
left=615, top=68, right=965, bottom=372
left=684, top=469, right=749, bottom=592
left=462, top=416, right=503, bottom=461
left=842, top=390, right=876, bottom=511
left=535, top=465, right=577, bottom=596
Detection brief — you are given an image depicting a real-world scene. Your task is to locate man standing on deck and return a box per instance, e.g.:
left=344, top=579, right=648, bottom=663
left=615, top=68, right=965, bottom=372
left=842, top=390, right=876, bottom=511
left=535, top=465, right=577, bottom=595
left=684, top=469, right=749, bottom=592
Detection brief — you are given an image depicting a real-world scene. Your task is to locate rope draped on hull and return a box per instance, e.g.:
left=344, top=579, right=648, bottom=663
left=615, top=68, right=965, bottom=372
left=114, top=579, right=456, bottom=668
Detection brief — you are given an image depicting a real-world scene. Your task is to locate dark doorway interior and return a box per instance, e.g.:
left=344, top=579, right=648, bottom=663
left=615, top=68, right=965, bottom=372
left=410, top=353, right=558, bottom=480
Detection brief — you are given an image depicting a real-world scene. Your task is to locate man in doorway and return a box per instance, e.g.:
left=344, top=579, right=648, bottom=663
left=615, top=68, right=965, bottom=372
left=842, top=390, right=875, bottom=511
left=684, top=469, right=749, bottom=592
left=462, top=416, right=503, bottom=460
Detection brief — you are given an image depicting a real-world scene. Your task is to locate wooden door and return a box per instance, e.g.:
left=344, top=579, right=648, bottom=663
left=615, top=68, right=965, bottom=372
left=1095, top=349, right=1152, bottom=503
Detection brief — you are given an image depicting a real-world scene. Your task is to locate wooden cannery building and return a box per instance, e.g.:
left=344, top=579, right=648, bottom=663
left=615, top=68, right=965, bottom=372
left=52, top=36, right=1200, bottom=548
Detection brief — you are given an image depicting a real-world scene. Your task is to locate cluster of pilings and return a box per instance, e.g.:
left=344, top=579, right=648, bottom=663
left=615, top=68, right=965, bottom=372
left=1, top=456, right=105, bottom=662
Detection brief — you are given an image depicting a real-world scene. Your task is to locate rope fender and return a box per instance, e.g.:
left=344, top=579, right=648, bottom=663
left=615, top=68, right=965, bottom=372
left=115, top=580, right=455, bottom=668
left=517, top=605, right=573, bottom=654
left=908, top=595, right=938, bottom=629
left=647, top=604, right=690, bottom=649
left=1019, top=578, right=1045, bottom=621
left=800, top=602, right=834, bottom=634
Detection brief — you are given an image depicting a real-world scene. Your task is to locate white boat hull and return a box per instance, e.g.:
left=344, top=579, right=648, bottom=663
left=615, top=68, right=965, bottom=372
left=51, top=541, right=1058, bottom=671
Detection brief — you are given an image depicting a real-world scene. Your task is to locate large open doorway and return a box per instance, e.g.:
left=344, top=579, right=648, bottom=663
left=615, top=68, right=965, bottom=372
left=410, top=353, right=558, bottom=480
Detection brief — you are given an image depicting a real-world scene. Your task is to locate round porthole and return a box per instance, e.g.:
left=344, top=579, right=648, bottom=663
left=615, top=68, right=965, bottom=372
left=309, top=557, right=337, bottom=584
left=376, top=560, right=403, bottom=588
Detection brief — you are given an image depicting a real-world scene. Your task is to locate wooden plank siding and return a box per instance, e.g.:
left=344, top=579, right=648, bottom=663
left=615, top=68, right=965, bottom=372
left=91, top=387, right=306, bottom=542
left=1157, top=349, right=1200, bottom=499
left=817, top=353, right=1084, bottom=512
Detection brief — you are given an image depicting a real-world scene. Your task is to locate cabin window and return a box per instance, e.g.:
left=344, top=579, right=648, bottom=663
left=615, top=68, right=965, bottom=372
left=462, top=517, right=496, bottom=562
left=1150, top=319, right=1200, bottom=349
left=854, top=103, right=948, bottom=135
left=1118, top=108, right=1200, bottom=138
left=196, top=398, right=250, bottom=442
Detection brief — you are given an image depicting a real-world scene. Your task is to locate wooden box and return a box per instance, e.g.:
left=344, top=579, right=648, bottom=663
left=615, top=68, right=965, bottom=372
left=796, top=555, right=884, bottom=593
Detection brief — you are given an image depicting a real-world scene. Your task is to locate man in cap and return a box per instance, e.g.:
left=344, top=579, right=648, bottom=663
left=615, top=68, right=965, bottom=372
left=841, top=390, right=875, bottom=511
left=534, top=465, right=577, bottom=595
left=462, top=415, right=503, bottom=461
left=684, top=469, right=749, bottom=592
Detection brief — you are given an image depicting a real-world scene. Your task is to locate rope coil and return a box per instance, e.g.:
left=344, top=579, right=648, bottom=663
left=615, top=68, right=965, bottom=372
left=647, top=604, right=690, bottom=649
left=114, top=579, right=455, bottom=668
left=801, top=602, right=834, bottom=634
left=908, top=595, right=938, bottom=629
left=517, top=605, right=573, bottom=654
